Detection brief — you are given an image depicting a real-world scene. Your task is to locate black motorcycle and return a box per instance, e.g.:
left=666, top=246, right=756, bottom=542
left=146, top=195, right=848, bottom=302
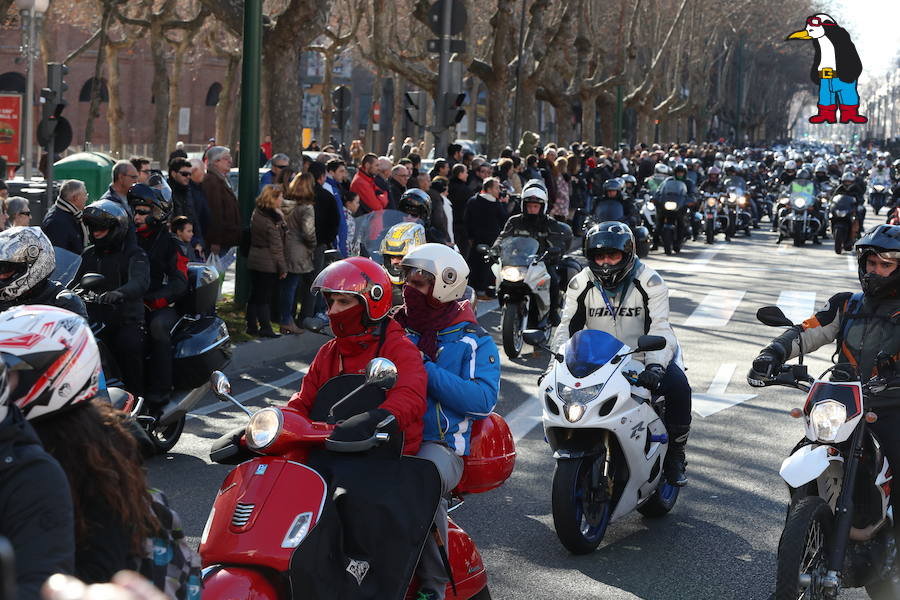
left=829, top=194, right=858, bottom=255
left=654, top=185, right=690, bottom=255
left=870, top=184, right=889, bottom=216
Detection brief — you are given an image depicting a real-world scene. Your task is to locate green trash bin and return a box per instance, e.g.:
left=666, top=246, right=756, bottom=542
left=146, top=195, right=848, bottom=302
left=53, top=152, right=116, bottom=204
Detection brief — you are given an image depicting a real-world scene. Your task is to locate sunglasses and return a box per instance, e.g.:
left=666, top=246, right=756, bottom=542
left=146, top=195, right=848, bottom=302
left=273, top=164, right=288, bottom=169
left=134, top=208, right=152, bottom=216
left=178, top=171, right=191, bottom=177
left=18, top=211, right=30, bottom=216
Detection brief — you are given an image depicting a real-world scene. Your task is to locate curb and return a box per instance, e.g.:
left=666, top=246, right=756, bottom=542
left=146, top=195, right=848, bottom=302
left=225, top=332, right=323, bottom=375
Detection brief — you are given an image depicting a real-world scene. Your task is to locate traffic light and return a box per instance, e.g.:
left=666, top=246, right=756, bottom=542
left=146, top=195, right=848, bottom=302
left=46, top=62, right=68, bottom=113
left=443, top=92, right=465, bottom=129
left=37, top=62, right=69, bottom=149
left=404, top=91, right=426, bottom=126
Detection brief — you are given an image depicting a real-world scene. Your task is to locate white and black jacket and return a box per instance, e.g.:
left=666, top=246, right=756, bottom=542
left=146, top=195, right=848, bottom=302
left=552, top=262, right=682, bottom=368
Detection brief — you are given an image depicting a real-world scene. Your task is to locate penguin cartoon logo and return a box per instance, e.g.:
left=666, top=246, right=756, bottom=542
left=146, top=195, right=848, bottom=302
left=786, top=14, right=867, bottom=125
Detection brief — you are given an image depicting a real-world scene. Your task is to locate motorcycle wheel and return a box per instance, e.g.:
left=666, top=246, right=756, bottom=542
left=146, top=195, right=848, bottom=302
left=501, top=301, right=525, bottom=358
left=551, top=456, right=613, bottom=554
left=726, top=215, right=737, bottom=239
left=774, top=496, right=832, bottom=600
left=705, top=220, right=715, bottom=244
left=793, top=235, right=805, bottom=247
left=662, top=228, right=674, bottom=255
left=150, top=414, right=186, bottom=454
left=833, top=224, right=847, bottom=255
left=636, top=476, right=679, bottom=518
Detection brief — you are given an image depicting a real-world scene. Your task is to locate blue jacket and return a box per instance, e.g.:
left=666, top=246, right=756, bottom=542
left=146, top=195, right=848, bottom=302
left=407, top=321, right=500, bottom=456
left=325, top=177, right=348, bottom=256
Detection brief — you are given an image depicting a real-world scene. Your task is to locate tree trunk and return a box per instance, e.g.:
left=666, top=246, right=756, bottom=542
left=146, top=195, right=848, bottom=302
left=216, top=54, right=240, bottom=149
left=366, top=65, right=383, bottom=155
left=321, top=50, right=335, bottom=146
left=149, top=20, right=170, bottom=164
left=264, top=42, right=302, bottom=160
left=485, top=81, right=510, bottom=158
left=580, top=94, right=597, bottom=146
left=106, top=45, right=124, bottom=157
left=390, top=75, right=404, bottom=160
left=598, top=94, right=614, bottom=146
left=553, top=100, right=575, bottom=148
left=518, top=82, right=539, bottom=145
left=84, top=5, right=113, bottom=145
left=166, top=39, right=190, bottom=158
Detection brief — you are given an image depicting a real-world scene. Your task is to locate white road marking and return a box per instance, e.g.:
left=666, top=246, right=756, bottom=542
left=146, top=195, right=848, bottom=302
left=684, top=290, right=746, bottom=328
left=777, top=291, right=816, bottom=325
left=847, top=254, right=856, bottom=272
left=692, top=246, right=720, bottom=268
left=505, top=394, right=543, bottom=442
left=776, top=244, right=794, bottom=254
left=476, top=299, right=499, bottom=318
left=692, top=363, right=757, bottom=418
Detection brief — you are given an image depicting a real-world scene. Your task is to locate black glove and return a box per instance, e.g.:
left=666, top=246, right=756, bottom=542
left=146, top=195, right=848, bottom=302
left=328, top=408, right=392, bottom=443
left=637, top=364, right=666, bottom=392
left=99, top=290, right=125, bottom=305
left=545, top=247, right=563, bottom=262
left=748, top=350, right=783, bottom=387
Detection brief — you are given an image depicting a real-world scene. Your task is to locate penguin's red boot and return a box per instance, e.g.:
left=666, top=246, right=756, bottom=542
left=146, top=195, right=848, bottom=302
left=839, top=104, right=868, bottom=124
left=808, top=104, right=837, bottom=123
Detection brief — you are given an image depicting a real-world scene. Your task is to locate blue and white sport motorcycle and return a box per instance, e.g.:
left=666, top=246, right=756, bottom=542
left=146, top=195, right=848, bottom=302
left=528, top=329, right=680, bottom=554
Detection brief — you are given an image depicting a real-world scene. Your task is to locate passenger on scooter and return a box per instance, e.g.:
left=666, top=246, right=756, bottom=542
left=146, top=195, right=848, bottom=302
left=0, top=226, right=86, bottom=318
left=393, top=243, right=500, bottom=600
left=287, top=256, right=427, bottom=455
left=74, top=199, right=149, bottom=396
left=748, top=225, right=900, bottom=563
left=381, top=221, right=427, bottom=306
left=553, top=221, right=692, bottom=486
left=0, top=352, right=75, bottom=600
left=128, top=183, right=188, bottom=411
left=493, top=179, right=573, bottom=327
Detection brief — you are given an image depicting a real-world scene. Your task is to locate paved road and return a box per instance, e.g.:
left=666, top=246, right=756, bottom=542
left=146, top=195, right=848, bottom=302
left=148, top=227, right=869, bottom=600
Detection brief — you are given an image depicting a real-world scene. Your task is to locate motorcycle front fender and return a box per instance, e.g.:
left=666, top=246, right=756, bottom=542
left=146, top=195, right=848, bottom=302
left=202, top=565, right=282, bottom=600
left=780, top=444, right=843, bottom=489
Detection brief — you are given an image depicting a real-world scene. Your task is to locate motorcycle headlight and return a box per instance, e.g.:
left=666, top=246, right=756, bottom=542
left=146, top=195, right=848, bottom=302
left=737, top=196, right=748, bottom=206
left=792, top=198, right=806, bottom=209
left=563, top=402, right=586, bottom=423
left=557, top=382, right=604, bottom=405
left=874, top=185, right=885, bottom=192
left=281, top=512, right=313, bottom=548
left=664, top=201, right=678, bottom=211
left=246, top=407, right=283, bottom=450
left=809, top=400, right=847, bottom=443
left=706, top=198, right=717, bottom=207
left=834, top=209, right=849, bottom=217
left=779, top=197, right=790, bottom=205
left=645, top=203, right=656, bottom=212
left=501, top=266, right=526, bottom=282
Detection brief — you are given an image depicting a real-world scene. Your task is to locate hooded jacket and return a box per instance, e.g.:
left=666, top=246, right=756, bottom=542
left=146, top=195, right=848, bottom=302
left=553, top=261, right=681, bottom=368
left=288, top=318, right=427, bottom=454
left=0, top=406, right=75, bottom=600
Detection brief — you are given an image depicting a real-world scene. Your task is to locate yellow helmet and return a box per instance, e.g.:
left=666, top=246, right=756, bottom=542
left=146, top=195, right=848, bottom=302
left=380, top=222, right=426, bottom=284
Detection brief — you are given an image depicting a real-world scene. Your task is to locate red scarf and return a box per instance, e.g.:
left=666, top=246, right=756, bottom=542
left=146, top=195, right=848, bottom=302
left=393, top=286, right=477, bottom=359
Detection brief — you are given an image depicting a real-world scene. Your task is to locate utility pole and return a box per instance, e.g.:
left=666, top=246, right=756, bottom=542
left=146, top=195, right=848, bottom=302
left=434, top=0, right=453, bottom=157
left=614, top=85, right=624, bottom=146
left=234, top=0, right=262, bottom=306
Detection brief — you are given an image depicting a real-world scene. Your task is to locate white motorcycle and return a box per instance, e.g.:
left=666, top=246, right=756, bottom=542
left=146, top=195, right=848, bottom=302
left=525, top=328, right=680, bottom=554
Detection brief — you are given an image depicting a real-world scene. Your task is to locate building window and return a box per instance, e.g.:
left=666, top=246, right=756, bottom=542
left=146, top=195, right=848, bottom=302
left=206, top=82, right=222, bottom=106
left=0, top=72, right=26, bottom=93
left=78, top=78, right=109, bottom=103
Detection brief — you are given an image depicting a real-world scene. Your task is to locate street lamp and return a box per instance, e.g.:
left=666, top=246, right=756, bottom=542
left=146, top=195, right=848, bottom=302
left=17, top=0, right=49, bottom=180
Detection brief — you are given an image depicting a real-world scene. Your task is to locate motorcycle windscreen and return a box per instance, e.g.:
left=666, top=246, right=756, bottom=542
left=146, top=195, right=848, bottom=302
left=307, top=374, right=386, bottom=423
left=565, top=329, right=624, bottom=378
left=499, top=236, right=540, bottom=267
left=288, top=452, right=442, bottom=600
left=803, top=381, right=862, bottom=420
left=52, top=246, right=81, bottom=288
left=593, top=199, right=625, bottom=222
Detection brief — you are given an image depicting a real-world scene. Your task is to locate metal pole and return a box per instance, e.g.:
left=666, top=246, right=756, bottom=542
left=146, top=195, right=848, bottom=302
left=614, top=84, right=623, bottom=146
left=735, top=37, right=744, bottom=145
left=23, top=9, right=35, bottom=180
left=511, top=0, right=528, bottom=147
left=434, top=0, right=453, bottom=157
left=234, top=0, right=262, bottom=306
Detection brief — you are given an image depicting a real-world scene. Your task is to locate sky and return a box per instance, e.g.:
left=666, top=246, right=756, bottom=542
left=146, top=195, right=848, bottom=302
left=819, top=0, right=900, bottom=81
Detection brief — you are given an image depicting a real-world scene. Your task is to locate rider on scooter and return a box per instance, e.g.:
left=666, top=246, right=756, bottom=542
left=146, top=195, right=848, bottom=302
left=552, top=221, right=692, bottom=486
left=0, top=227, right=86, bottom=318
left=492, top=179, right=573, bottom=327
left=128, top=183, right=189, bottom=411
left=748, top=224, right=900, bottom=564
left=287, top=256, right=427, bottom=455
left=393, top=243, right=500, bottom=600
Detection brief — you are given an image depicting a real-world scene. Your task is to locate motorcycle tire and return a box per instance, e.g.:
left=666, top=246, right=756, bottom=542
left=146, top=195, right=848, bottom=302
left=551, top=456, right=612, bottom=554
left=774, top=496, right=832, bottom=600
left=726, top=216, right=736, bottom=240
left=636, top=476, right=679, bottom=518
left=471, top=586, right=492, bottom=600
left=705, top=220, right=715, bottom=245
left=833, top=224, right=847, bottom=255
left=793, top=236, right=805, bottom=247
left=501, top=301, right=525, bottom=359
left=150, top=414, right=187, bottom=454
left=662, top=228, right=674, bottom=256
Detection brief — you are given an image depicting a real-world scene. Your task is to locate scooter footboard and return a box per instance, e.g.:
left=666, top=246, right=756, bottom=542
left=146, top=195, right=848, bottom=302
left=202, top=566, right=282, bottom=600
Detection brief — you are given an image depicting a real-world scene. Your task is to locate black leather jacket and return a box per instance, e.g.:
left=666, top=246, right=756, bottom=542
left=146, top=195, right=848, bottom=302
left=493, top=213, right=573, bottom=264
left=0, top=278, right=87, bottom=319
left=74, top=240, right=150, bottom=324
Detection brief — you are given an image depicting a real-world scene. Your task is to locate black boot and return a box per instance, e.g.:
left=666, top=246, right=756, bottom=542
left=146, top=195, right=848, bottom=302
left=664, top=425, right=689, bottom=487
left=257, top=304, right=280, bottom=338
left=245, top=303, right=259, bottom=336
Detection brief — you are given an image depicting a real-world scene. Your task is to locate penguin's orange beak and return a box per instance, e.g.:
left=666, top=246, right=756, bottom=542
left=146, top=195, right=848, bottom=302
left=787, top=30, right=812, bottom=40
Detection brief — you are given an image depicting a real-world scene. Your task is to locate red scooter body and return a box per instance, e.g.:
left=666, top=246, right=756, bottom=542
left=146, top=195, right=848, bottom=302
left=200, top=409, right=515, bottom=600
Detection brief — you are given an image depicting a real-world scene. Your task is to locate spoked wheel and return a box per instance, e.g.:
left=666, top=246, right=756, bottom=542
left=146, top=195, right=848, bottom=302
left=551, top=455, right=614, bottom=554
left=774, top=496, right=832, bottom=600
left=501, top=301, right=526, bottom=358
left=149, top=414, right=186, bottom=454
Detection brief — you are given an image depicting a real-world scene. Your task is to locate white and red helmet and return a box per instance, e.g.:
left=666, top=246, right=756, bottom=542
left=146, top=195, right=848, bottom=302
left=0, top=305, right=101, bottom=420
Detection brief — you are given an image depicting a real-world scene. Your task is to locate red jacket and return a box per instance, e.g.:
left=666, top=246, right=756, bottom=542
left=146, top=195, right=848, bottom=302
left=288, top=319, right=426, bottom=455
left=350, top=171, right=388, bottom=213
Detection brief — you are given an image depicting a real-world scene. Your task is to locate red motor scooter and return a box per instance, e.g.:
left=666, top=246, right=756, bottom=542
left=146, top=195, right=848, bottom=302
left=199, top=359, right=515, bottom=600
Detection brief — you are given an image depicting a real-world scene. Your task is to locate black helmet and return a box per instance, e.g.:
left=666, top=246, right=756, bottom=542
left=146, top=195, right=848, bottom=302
left=127, top=183, right=171, bottom=228
left=83, top=199, right=129, bottom=250
left=855, top=225, right=900, bottom=298
left=397, top=188, right=432, bottom=223
left=602, top=178, right=624, bottom=200
left=583, top=221, right=636, bottom=289
left=673, top=163, right=687, bottom=176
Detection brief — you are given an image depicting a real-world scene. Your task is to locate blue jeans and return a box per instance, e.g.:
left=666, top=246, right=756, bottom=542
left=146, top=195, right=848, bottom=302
left=818, top=77, right=860, bottom=106
left=279, top=273, right=300, bottom=324
left=657, top=362, right=692, bottom=427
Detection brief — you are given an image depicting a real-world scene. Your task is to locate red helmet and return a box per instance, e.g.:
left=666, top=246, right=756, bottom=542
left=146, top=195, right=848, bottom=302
left=312, top=257, right=392, bottom=320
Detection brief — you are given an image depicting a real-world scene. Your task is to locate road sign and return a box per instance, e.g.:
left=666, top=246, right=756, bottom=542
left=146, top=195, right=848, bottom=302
left=426, top=39, right=466, bottom=54
left=428, top=0, right=466, bottom=36
left=372, top=101, right=381, bottom=124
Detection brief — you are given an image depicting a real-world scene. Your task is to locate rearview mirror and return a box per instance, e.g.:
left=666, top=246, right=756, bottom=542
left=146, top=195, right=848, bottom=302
left=523, top=329, right=548, bottom=347
left=210, top=370, right=231, bottom=398
left=757, top=306, right=793, bottom=327
left=474, top=244, right=490, bottom=255
left=79, top=273, right=106, bottom=291
left=637, top=335, right=667, bottom=352
left=365, top=358, right=397, bottom=391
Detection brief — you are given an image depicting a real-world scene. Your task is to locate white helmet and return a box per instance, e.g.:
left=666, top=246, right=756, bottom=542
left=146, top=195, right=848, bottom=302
left=0, top=227, right=55, bottom=301
left=654, top=163, right=671, bottom=176
left=522, top=178, right=548, bottom=202
left=400, top=243, right=469, bottom=303
left=0, top=305, right=101, bottom=421
left=784, top=160, right=797, bottom=171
